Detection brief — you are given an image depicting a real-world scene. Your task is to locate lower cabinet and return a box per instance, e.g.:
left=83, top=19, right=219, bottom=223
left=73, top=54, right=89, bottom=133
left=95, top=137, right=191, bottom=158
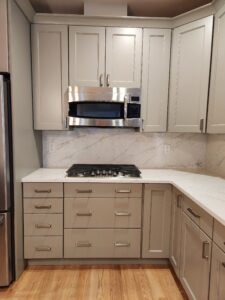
left=180, top=212, right=211, bottom=300
left=142, top=184, right=172, bottom=258
left=210, top=243, right=225, bottom=300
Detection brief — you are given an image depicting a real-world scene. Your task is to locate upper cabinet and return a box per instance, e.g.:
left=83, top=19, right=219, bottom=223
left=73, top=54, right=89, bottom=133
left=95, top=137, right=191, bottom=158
left=141, top=28, right=171, bottom=132
left=168, top=16, right=213, bottom=133
left=32, top=24, right=68, bottom=130
left=69, top=26, right=142, bottom=88
left=207, top=6, right=225, bottom=133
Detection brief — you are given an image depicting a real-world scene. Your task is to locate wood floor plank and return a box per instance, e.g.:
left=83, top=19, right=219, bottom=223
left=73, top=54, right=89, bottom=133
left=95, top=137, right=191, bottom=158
left=0, top=265, right=186, bottom=300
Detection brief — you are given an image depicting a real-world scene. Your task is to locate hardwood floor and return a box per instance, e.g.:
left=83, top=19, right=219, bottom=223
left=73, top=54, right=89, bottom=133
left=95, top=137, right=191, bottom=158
left=0, top=265, right=187, bottom=300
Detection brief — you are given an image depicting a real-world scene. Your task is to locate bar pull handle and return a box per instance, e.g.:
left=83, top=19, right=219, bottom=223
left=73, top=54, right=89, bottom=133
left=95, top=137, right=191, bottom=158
left=187, top=208, right=200, bottom=219
left=76, top=189, right=93, bottom=194
left=115, top=189, right=131, bottom=194
left=35, top=224, right=52, bottom=229
left=222, top=262, right=225, bottom=268
left=76, top=242, right=92, bottom=247
left=34, top=205, right=52, bottom=209
left=114, top=212, right=131, bottom=217
left=35, top=246, right=51, bottom=252
left=200, top=118, right=204, bottom=133
left=106, top=74, right=110, bottom=87
left=114, top=242, right=130, bottom=247
left=99, top=74, right=103, bottom=87
left=202, top=241, right=210, bottom=259
left=35, top=189, right=51, bottom=194
left=177, top=195, right=182, bottom=208
left=76, top=212, right=92, bottom=217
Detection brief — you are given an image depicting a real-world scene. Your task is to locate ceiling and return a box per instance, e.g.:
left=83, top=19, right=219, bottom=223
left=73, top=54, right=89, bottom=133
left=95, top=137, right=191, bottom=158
left=29, top=0, right=213, bottom=18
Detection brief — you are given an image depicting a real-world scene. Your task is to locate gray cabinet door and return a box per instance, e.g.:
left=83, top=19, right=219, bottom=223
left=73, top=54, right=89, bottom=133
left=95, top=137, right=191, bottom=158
left=180, top=212, right=211, bottom=300
left=210, top=243, right=225, bottom=300
left=170, top=188, right=182, bottom=277
left=142, top=184, right=172, bottom=258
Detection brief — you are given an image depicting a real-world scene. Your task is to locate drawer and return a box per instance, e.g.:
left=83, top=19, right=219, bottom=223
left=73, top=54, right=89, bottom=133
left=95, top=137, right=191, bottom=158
left=24, top=198, right=63, bottom=213
left=64, top=229, right=141, bottom=258
left=23, top=183, right=63, bottom=198
left=24, top=214, right=63, bottom=236
left=183, top=196, right=213, bottom=238
left=64, top=197, right=141, bottom=228
left=214, top=220, right=225, bottom=252
left=64, top=183, right=142, bottom=198
left=24, top=236, right=63, bottom=259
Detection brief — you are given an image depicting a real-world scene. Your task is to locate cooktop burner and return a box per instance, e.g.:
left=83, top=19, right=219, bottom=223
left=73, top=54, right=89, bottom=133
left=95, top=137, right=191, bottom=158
left=66, top=164, right=141, bottom=178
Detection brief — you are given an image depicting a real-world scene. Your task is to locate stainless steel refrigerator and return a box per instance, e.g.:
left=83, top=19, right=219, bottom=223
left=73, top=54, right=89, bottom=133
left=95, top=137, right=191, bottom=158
left=0, top=73, right=14, bottom=287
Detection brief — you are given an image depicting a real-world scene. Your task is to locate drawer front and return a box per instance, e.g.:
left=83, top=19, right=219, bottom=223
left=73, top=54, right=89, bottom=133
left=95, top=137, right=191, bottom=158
left=64, top=183, right=142, bottom=198
left=23, top=183, right=63, bottom=198
left=24, top=236, right=63, bottom=259
left=24, top=198, right=63, bottom=214
left=24, top=214, right=63, bottom=236
left=64, top=229, right=141, bottom=258
left=214, top=220, right=225, bottom=252
left=64, top=197, right=141, bottom=228
left=183, top=196, right=213, bottom=238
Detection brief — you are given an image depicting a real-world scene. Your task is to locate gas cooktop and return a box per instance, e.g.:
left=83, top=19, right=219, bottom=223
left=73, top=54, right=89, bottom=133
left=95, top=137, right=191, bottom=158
left=66, top=164, right=141, bottom=178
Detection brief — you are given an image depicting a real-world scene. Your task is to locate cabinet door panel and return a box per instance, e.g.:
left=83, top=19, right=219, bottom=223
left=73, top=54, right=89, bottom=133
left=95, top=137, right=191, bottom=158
left=142, top=29, right=171, bottom=132
left=69, top=26, right=105, bottom=87
left=168, top=16, right=213, bottom=133
left=32, top=24, right=68, bottom=130
left=142, top=184, right=172, bottom=258
left=106, top=27, right=142, bottom=88
left=208, top=6, right=225, bottom=133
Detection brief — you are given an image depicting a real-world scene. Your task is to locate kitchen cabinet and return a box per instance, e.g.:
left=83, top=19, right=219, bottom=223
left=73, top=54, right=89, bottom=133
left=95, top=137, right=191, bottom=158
left=209, top=243, right=225, bottom=300
left=207, top=5, right=225, bottom=133
left=180, top=212, right=211, bottom=300
left=32, top=24, right=68, bottom=130
left=0, top=0, right=8, bottom=72
left=141, top=28, right=171, bottom=132
left=69, top=26, right=142, bottom=88
left=168, top=16, right=213, bottom=133
left=170, top=188, right=182, bottom=277
left=142, top=184, right=172, bottom=258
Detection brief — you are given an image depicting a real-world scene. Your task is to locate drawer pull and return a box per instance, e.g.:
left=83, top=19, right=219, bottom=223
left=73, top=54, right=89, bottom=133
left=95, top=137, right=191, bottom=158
left=177, top=195, right=182, bottom=208
left=35, top=224, right=52, bottom=229
left=115, top=189, right=131, bottom=193
left=35, top=246, right=51, bottom=252
left=114, top=242, right=130, bottom=247
left=76, top=189, right=93, bottom=194
left=34, top=189, right=51, bottom=194
left=202, top=241, right=210, bottom=259
left=34, top=205, right=52, bottom=209
left=222, top=262, right=225, bottom=268
left=187, top=208, right=200, bottom=219
left=114, top=212, right=131, bottom=217
left=76, top=212, right=92, bottom=217
left=76, top=241, right=92, bottom=247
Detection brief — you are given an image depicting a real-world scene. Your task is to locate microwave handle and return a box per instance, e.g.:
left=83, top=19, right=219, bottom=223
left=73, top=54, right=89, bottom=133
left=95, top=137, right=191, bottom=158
left=124, top=95, right=129, bottom=120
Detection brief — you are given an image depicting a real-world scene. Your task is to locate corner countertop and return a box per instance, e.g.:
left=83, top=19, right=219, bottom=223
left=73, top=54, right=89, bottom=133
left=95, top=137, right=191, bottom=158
left=22, top=168, right=225, bottom=227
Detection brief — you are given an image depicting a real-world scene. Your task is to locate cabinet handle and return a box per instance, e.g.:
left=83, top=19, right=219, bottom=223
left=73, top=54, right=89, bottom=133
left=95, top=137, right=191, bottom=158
left=115, top=189, right=131, bottom=193
left=200, top=119, right=204, bottom=133
left=35, top=224, right=52, bottom=229
left=99, top=74, right=103, bottom=87
left=114, top=242, right=130, bottom=247
left=114, top=212, right=131, bottom=217
left=34, top=189, right=51, bottom=194
left=187, top=208, right=200, bottom=219
left=106, top=74, right=110, bottom=87
left=176, top=195, right=182, bottom=208
left=222, top=262, right=225, bottom=268
left=76, top=242, right=92, bottom=247
left=202, top=241, right=210, bottom=259
left=34, top=205, right=52, bottom=209
left=76, top=212, right=92, bottom=217
left=35, top=246, right=51, bottom=252
left=76, top=189, right=93, bottom=194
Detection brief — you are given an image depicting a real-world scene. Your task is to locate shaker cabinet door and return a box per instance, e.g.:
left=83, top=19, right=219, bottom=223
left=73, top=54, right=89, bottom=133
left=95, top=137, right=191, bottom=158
left=168, top=16, right=213, bottom=133
left=69, top=26, right=105, bottom=87
left=141, top=28, right=171, bottom=132
left=32, top=24, right=68, bottom=130
left=105, top=27, right=142, bottom=88
left=208, top=5, right=225, bottom=133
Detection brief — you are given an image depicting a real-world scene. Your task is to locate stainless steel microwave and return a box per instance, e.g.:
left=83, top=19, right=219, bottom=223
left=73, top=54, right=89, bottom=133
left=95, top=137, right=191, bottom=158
left=67, top=86, right=141, bottom=128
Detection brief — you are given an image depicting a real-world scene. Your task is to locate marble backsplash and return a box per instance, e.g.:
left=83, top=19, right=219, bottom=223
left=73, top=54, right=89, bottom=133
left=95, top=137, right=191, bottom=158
left=42, top=129, right=207, bottom=170
left=206, top=135, right=225, bottom=178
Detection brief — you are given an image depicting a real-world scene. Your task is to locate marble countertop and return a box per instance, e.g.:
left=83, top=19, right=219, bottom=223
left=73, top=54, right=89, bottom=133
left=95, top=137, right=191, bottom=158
left=22, top=168, right=225, bottom=227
